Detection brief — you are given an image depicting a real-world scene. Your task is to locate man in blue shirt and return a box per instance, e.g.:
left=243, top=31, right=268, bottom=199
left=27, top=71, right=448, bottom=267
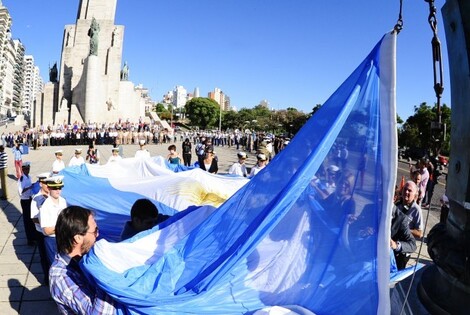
left=50, top=206, right=122, bottom=314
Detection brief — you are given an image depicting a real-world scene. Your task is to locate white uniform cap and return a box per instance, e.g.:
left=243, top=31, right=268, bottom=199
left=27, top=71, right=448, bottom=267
left=257, top=154, right=267, bottom=161
left=37, top=172, right=51, bottom=181
left=237, top=152, right=247, bottom=159
left=44, top=175, right=64, bottom=188
left=139, top=139, right=146, bottom=145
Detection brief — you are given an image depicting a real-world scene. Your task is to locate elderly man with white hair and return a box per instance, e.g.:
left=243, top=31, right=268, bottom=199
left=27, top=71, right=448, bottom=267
left=396, top=180, right=424, bottom=239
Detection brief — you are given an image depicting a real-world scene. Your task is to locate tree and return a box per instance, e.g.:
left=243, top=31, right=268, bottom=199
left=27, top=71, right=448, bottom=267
left=396, top=115, right=403, bottom=124
left=185, top=97, right=220, bottom=130
left=221, top=110, right=241, bottom=130
left=398, top=102, right=451, bottom=156
left=154, top=103, right=167, bottom=112
left=154, top=103, right=171, bottom=120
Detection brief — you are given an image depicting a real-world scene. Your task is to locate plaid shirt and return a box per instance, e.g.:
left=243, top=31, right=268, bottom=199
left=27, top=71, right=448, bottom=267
left=49, top=253, right=118, bottom=314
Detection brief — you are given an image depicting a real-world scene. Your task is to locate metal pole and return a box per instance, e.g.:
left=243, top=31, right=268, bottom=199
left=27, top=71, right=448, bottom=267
left=219, top=104, right=222, bottom=131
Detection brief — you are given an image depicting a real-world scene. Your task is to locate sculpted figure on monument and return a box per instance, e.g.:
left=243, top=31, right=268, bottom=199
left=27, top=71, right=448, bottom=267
left=88, top=17, right=100, bottom=56
left=121, top=62, right=129, bottom=81
left=49, top=63, right=58, bottom=82
left=106, top=99, right=115, bottom=111
left=112, top=27, right=119, bottom=47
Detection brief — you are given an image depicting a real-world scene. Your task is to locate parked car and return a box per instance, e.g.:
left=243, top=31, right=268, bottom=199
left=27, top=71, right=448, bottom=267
left=438, top=155, right=449, bottom=167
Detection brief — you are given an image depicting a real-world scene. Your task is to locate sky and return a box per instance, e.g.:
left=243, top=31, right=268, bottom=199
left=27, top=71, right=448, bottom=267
left=4, top=0, right=450, bottom=120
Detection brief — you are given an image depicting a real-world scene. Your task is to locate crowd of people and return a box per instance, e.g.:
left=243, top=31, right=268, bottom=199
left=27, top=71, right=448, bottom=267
left=0, top=120, right=292, bottom=157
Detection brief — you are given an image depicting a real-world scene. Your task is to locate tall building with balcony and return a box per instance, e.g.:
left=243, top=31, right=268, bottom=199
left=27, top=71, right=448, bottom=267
left=0, top=3, right=12, bottom=117
left=22, top=55, right=43, bottom=118
left=11, top=39, right=25, bottom=116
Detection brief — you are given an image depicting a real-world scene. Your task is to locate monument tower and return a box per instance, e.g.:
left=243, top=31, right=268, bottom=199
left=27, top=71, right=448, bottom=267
left=34, top=0, right=147, bottom=127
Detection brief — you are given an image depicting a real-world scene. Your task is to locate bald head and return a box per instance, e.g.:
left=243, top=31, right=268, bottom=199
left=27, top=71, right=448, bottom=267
left=402, top=180, right=418, bottom=205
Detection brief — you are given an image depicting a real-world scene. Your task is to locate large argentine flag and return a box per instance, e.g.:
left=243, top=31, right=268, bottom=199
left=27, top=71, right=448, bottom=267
left=81, top=33, right=397, bottom=314
left=60, top=158, right=248, bottom=241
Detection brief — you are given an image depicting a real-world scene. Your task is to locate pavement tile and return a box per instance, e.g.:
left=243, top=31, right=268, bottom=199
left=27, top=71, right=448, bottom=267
left=0, top=286, right=23, bottom=302
left=0, top=264, right=29, bottom=275
left=0, top=301, right=20, bottom=314
left=0, top=275, right=27, bottom=287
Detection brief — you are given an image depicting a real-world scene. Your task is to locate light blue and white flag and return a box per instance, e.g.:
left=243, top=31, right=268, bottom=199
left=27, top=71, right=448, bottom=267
left=80, top=32, right=397, bottom=314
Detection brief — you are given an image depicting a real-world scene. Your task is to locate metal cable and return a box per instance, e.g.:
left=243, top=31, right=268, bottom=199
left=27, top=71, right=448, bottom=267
left=393, top=0, right=404, bottom=34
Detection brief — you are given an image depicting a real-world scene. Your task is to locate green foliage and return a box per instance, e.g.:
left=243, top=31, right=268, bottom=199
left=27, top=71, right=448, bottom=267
left=221, top=110, right=241, bottom=130
left=154, top=103, right=168, bottom=113
left=185, top=97, right=220, bottom=130
left=396, top=115, right=403, bottom=124
left=398, top=102, right=451, bottom=156
left=154, top=103, right=172, bottom=120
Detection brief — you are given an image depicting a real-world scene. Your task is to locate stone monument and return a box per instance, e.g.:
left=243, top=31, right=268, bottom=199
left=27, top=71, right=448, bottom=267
left=33, top=0, right=148, bottom=127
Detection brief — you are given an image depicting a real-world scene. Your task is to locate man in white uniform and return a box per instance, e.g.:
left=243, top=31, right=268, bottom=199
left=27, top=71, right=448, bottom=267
left=30, top=172, right=51, bottom=284
left=228, top=152, right=248, bottom=177
left=52, top=150, right=65, bottom=174
left=135, top=139, right=151, bottom=159
left=40, top=176, right=68, bottom=265
left=248, top=154, right=268, bottom=178
left=108, top=147, right=123, bottom=163
left=18, top=162, right=35, bottom=245
left=68, top=148, right=85, bottom=167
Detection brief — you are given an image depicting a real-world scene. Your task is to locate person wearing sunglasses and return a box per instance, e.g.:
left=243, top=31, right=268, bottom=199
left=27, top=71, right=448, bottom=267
left=39, top=176, right=68, bottom=266
left=50, top=206, right=122, bottom=314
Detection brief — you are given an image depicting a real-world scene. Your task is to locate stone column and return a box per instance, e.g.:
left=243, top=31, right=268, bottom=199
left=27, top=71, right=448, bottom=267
left=83, top=55, right=105, bottom=123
